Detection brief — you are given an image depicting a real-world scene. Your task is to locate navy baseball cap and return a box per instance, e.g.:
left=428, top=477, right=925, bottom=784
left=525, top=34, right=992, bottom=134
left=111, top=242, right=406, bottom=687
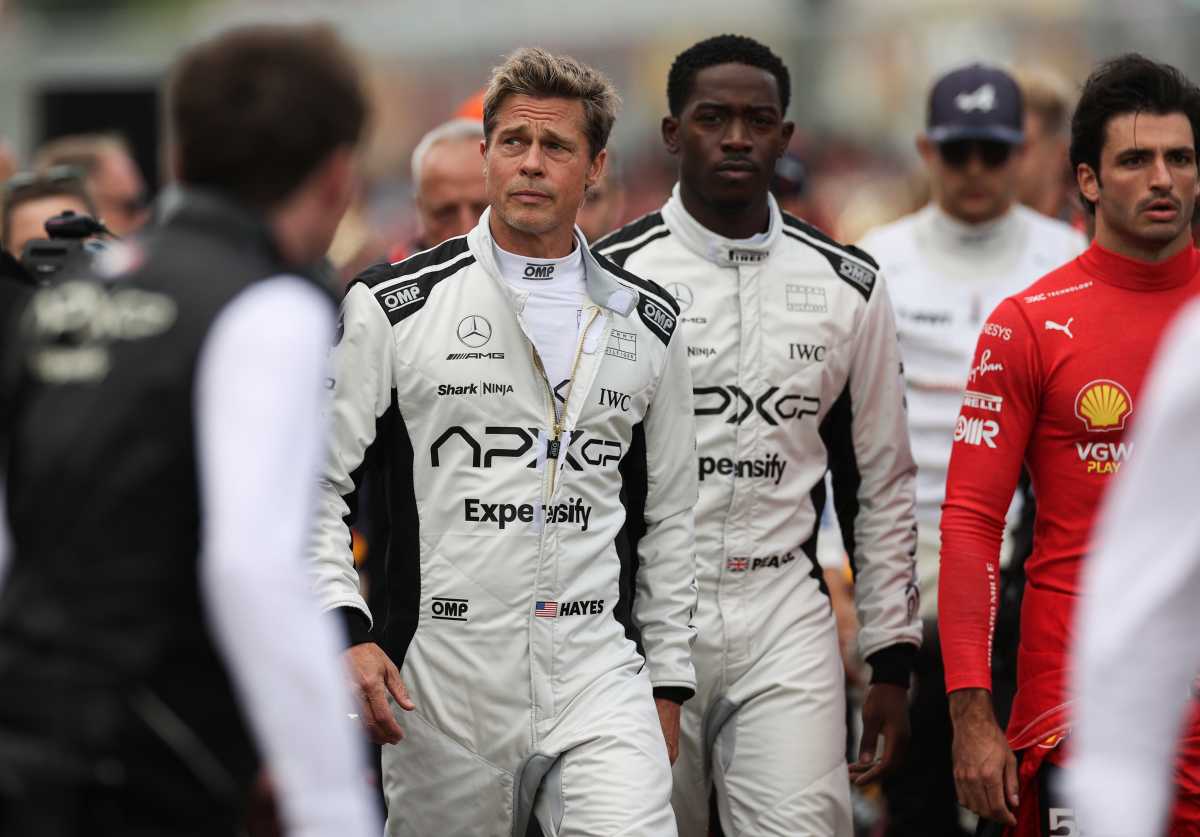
left=927, top=64, right=1024, bottom=145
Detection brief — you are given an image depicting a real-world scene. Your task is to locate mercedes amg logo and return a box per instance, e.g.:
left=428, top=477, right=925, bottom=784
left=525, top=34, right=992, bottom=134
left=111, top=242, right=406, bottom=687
left=456, top=315, right=492, bottom=348
left=667, top=282, right=693, bottom=313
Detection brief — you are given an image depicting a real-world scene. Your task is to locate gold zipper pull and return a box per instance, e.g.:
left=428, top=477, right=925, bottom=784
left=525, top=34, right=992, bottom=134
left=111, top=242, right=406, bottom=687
left=547, top=424, right=563, bottom=460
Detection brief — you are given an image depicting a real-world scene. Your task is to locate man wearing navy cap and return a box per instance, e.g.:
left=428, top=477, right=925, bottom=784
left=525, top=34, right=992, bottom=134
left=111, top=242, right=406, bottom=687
left=859, top=64, right=1085, bottom=836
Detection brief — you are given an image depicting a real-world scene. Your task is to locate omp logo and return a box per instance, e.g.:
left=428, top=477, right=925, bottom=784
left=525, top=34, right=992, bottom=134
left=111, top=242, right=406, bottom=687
left=955, top=84, right=996, bottom=113
left=698, top=453, right=787, bottom=485
left=1076, top=441, right=1133, bottom=475
left=1075, top=380, right=1132, bottom=432
left=963, top=390, right=1003, bottom=413
left=464, top=497, right=592, bottom=531
left=430, top=426, right=622, bottom=470
left=431, top=597, right=469, bottom=622
left=607, top=329, right=637, bottom=361
left=954, top=415, right=999, bottom=448
left=838, top=259, right=875, bottom=292
left=378, top=283, right=421, bottom=312
left=786, top=284, right=827, bottom=313
left=643, top=299, right=675, bottom=332
left=456, top=315, right=492, bottom=348
left=598, top=388, right=631, bottom=412
left=523, top=263, right=555, bottom=279
left=666, top=283, right=693, bottom=313
left=788, top=343, right=826, bottom=362
left=694, top=385, right=820, bottom=425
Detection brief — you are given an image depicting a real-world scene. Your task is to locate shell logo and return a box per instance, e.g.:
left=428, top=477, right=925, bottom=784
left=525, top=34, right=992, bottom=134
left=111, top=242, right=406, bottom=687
left=1074, top=379, right=1133, bottom=432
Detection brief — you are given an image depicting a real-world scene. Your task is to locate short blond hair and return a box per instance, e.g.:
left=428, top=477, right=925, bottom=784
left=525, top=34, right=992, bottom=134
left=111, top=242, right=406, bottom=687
left=482, top=47, right=620, bottom=158
left=1016, top=68, right=1076, bottom=137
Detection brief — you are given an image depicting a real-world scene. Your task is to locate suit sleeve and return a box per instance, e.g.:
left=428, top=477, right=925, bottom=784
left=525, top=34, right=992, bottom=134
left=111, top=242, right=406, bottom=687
left=634, top=321, right=699, bottom=701
left=939, top=298, right=1040, bottom=693
left=1069, top=301, right=1200, bottom=837
left=308, top=281, right=396, bottom=645
left=825, top=273, right=922, bottom=684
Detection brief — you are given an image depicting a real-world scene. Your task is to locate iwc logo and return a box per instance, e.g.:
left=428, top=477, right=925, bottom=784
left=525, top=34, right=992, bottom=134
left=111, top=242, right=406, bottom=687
left=456, top=315, right=492, bottom=348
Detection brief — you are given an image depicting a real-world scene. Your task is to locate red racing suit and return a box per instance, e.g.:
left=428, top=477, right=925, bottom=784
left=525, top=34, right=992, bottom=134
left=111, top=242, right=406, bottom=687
left=939, top=242, right=1200, bottom=834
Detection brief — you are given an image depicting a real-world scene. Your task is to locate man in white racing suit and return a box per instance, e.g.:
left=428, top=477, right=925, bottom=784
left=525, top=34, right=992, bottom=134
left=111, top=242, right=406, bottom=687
left=309, top=48, right=698, bottom=837
left=596, top=35, right=920, bottom=837
left=858, top=63, right=1085, bottom=837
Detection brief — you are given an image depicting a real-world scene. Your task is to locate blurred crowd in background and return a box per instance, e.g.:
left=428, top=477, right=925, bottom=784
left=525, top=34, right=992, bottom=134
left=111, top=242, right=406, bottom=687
left=3, top=0, right=1198, bottom=284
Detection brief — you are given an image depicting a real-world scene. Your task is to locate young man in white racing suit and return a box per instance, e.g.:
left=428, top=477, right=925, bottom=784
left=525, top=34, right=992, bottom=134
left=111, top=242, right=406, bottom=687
left=596, top=35, right=920, bottom=837
left=309, top=48, right=699, bottom=837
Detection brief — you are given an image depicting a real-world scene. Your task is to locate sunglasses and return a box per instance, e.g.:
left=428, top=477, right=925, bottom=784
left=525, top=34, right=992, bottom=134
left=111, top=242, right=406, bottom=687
left=937, top=140, right=1014, bottom=169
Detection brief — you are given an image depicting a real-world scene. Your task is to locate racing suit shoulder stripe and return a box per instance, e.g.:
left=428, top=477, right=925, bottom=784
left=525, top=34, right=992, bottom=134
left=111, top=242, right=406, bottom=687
left=782, top=228, right=877, bottom=301
left=596, top=229, right=671, bottom=268
left=591, top=210, right=665, bottom=252
left=818, top=383, right=862, bottom=576
left=781, top=212, right=880, bottom=269
left=385, top=234, right=472, bottom=277
left=353, top=252, right=477, bottom=326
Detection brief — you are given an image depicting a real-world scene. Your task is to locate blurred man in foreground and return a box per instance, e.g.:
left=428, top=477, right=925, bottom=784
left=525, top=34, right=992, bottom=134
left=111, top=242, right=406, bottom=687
left=35, top=133, right=149, bottom=236
left=859, top=64, right=1085, bottom=836
left=1070, top=297, right=1200, bottom=837
left=0, top=23, right=379, bottom=836
left=312, top=47, right=698, bottom=836
left=598, top=34, right=920, bottom=836
left=939, top=53, right=1200, bottom=835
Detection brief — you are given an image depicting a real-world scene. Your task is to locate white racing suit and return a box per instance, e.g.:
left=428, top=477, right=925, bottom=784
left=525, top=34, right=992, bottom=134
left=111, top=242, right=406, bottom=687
left=310, top=211, right=699, bottom=837
left=597, top=188, right=921, bottom=837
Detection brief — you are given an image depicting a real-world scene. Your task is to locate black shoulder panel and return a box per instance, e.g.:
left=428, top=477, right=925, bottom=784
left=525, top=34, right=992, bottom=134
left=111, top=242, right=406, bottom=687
left=781, top=215, right=877, bottom=301
left=351, top=236, right=474, bottom=325
left=591, top=212, right=670, bottom=267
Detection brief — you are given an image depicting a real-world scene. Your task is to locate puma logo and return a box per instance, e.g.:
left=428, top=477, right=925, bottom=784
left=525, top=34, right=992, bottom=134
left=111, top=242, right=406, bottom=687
left=1045, top=318, right=1074, bottom=339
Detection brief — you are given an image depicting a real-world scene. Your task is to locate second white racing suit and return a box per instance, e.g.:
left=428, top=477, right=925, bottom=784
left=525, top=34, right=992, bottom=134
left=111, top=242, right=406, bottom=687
left=597, top=187, right=921, bottom=837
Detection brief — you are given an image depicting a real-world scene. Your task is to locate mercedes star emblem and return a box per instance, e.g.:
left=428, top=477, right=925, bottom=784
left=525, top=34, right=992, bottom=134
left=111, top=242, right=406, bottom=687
left=456, top=315, right=493, bottom=348
left=667, top=282, right=694, bottom=313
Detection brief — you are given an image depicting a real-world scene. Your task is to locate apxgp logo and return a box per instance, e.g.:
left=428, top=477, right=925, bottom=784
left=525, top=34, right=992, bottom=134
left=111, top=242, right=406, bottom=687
left=694, top=386, right=820, bottom=425
left=431, top=426, right=622, bottom=470
left=457, top=315, right=492, bottom=348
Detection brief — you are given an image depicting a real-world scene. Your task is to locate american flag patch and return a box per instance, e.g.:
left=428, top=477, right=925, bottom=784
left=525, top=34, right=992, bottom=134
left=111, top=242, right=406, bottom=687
left=726, top=558, right=749, bottom=572
left=534, top=601, right=559, bottom=618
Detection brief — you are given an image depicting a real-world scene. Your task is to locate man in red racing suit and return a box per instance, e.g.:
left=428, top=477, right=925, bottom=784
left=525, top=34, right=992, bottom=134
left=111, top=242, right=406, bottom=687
left=939, top=53, right=1200, bottom=836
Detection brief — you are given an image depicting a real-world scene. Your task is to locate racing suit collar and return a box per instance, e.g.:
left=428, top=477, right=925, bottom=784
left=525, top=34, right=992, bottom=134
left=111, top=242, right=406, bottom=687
left=661, top=182, right=782, bottom=268
left=925, top=202, right=1019, bottom=251
left=468, top=207, right=637, bottom=316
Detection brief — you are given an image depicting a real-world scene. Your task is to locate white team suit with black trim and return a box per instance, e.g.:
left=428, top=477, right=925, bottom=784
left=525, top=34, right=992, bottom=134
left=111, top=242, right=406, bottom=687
left=309, top=210, right=699, bottom=837
left=596, top=187, right=922, bottom=837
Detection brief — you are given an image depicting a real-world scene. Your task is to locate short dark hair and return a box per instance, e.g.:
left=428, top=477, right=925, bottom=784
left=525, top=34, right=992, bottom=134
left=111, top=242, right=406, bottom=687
left=169, top=23, right=367, bottom=210
left=667, top=35, right=791, bottom=117
left=1070, top=53, right=1200, bottom=214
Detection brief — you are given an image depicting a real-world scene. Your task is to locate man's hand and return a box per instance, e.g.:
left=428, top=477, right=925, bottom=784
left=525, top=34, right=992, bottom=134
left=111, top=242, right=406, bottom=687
left=949, top=688, right=1019, bottom=826
left=345, top=642, right=414, bottom=745
left=848, top=683, right=910, bottom=785
left=655, top=697, right=682, bottom=765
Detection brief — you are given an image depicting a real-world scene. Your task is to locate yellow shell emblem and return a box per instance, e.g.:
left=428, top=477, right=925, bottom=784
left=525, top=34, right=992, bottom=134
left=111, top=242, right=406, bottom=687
left=1074, top=379, right=1132, bottom=432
